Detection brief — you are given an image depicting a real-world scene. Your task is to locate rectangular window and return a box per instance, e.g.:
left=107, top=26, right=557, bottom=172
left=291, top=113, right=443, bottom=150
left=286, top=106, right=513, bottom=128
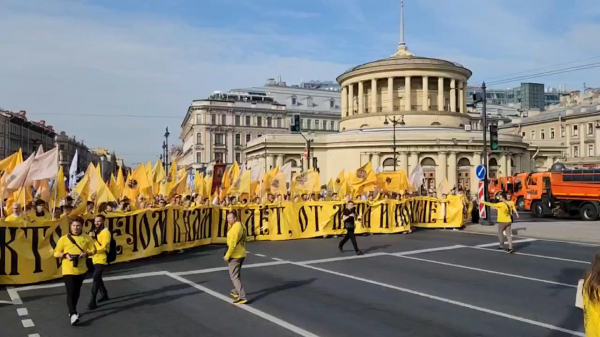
left=221, top=114, right=226, bottom=125
left=257, top=116, right=262, bottom=127
left=307, top=119, right=312, bottom=129
left=277, top=118, right=282, bottom=128
left=196, top=133, right=202, bottom=144
left=550, top=128, right=555, bottom=139
left=196, top=114, right=202, bottom=124
left=215, top=133, right=224, bottom=145
left=291, top=97, right=297, bottom=105
left=589, top=123, right=594, bottom=135
left=589, top=144, right=595, bottom=157
left=211, top=114, right=216, bottom=125
left=574, top=145, right=579, bottom=157
left=235, top=115, right=240, bottom=126
left=540, top=129, right=545, bottom=140
left=331, top=121, right=335, bottom=130
left=330, top=100, right=335, bottom=108
left=315, top=120, right=320, bottom=130
left=521, top=132, right=526, bottom=138
left=235, top=152, right=241, bottom=163
left=196, top=152, right=202, bottom=163
left=215, top=152, right=224, bottom=163
left=530, top=130, right=535, bottom=140
left=573, top=125, right=579, bottom=137
left=258, top=134, right=262, bottom=138
left=246, top=134, right=251, bottom=143
left=235, top=133, right=241, bottom=146
left=245, top=116, right=251, bottom=126
left=561, top=126, right=565, bottom=137
left=267, top=117, right=272, bottom=127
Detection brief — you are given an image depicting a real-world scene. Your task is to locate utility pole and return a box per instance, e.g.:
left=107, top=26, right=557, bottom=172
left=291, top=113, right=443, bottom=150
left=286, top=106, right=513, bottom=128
left=481, top=82, right=491, bottom=223
left=384, top=115, right=405, bottom=171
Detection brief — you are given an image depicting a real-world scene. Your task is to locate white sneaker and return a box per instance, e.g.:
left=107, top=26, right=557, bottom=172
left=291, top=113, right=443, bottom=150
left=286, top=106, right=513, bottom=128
left=70, top=313, right=79, bottom=325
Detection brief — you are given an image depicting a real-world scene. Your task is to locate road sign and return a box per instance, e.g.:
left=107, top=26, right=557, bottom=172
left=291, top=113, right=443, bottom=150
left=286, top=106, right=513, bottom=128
left=478, top=180, right=486, bottom=219
left=476, top=165, right=486, bottom=180
left=303, top=148, right=308, bottom=157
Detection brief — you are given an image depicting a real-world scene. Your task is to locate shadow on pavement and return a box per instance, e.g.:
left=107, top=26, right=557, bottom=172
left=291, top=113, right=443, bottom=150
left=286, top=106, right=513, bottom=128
left=362, top=244, right=392, bottom=254
left=248, top=278, right=316, bottom=304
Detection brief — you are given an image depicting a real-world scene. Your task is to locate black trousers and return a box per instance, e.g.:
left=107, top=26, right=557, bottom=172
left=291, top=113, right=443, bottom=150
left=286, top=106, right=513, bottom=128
left=91, top=264, right=108, bottom=299
left=339, top=227, right=359, bottom=252
left=64, top=274, right=86, bottom=315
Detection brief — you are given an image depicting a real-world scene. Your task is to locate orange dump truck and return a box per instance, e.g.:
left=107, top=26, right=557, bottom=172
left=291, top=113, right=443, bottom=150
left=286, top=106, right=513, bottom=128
left=488, top=176, right=518, bottom=201
left=525, top=169, right=600, bottom=220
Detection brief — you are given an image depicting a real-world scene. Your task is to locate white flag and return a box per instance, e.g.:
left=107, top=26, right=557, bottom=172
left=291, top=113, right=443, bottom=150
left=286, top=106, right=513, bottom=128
left=2, top=154, right=35, bottom=198
left=69, top=149, right=79, bottom=190
left=25, top=146, right=59, bottom=184
left=280, top=162, right=293, bottom=183
left=250, top=162, right=263, bottom=181
left=408, top=164, right=424, bottom=191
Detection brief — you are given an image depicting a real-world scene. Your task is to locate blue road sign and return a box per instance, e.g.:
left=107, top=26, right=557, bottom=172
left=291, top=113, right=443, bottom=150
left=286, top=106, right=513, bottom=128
left=476, top=165, right=486, bottom=180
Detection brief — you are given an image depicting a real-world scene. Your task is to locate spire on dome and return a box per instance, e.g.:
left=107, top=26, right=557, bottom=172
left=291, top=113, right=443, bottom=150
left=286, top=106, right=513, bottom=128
left=391, top=0, right=414, bottom=57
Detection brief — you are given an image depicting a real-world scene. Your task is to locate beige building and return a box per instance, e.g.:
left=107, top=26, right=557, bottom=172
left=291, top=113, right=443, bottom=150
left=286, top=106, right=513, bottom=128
left=245, top=19, right=533, bottom=195
left=180, top=91, right=289, bottom=170
left=0, top=109, right=56, bottom=160
left=501, top=89, right=600, bottom=169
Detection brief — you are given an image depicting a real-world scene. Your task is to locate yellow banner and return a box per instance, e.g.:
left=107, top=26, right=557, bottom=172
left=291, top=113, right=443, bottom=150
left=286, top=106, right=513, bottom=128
left=0, top=197, right=467, bottom=285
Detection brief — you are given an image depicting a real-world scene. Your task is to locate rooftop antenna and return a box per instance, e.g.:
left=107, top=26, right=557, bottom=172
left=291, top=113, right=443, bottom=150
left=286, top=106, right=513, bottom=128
left=392, top=0, right=413, bottom=57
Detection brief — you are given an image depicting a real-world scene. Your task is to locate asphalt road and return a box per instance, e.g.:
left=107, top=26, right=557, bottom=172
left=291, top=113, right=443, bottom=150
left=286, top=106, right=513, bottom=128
left=1, top=229, right=597, bottom=337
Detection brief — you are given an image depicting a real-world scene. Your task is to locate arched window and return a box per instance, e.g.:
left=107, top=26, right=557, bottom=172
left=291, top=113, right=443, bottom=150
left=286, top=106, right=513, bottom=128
left=489, top=158, right=498, bottom=167
left=382, top=158, right=396, bottom=172
left=431, top=122, right=441, bottom=126
left=421, top=157, right=436, bottom=167
left=457, top=158, right=471, bottom=168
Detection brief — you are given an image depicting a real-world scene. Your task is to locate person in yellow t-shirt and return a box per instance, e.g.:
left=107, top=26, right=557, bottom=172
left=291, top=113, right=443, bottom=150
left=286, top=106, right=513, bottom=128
left=5, top=202, right=25, bottom=222
left=224, top=211, right=247, bottom=305
left=30, top=200, right=51, bottom=222
left=481, top=192, right=519, bottom=253
left=53, top=216, right=96, bottom=325
left=87, top=214, right=112, bottom=310
left=584, top=251, right=600, bottom=337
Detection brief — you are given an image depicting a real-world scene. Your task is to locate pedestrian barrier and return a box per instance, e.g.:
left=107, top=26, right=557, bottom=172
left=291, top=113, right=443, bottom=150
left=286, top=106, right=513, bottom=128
left=0, top=196, right=469, bottom=285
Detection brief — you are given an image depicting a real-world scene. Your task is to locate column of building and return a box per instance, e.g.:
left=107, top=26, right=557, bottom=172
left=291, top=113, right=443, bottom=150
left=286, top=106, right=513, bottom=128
left=580, top=122, right=585, bottom=157
left=358, top=82, right=364, bottom=114
left=404, top=76, right=411, bottom=111
left=400, top=152, right=408, bottom=173
left=408, top=152, right=419, bottom=173
left=499, top=153, right=507, bottom=176
left=514, top=154, right=522, bottom=173
left=422, top=76, right=428, bottom=111
left=371, top=79, right=377, bottom=113
left=348, top=84, right=354, bottom=115
left=505, top=153, right=512, bottom=176
left=371, top=153, right=381, bottom=169
left=450, top=79, right=456, bottom=112
left=437, top=151, right=447, bottom=185
left=438, top=77, right=444, bottom=111
left=276, top=154, right=284, bottom=168
left=447, top=151, right=457, bottom=187
left=458, top=81, right=464, bottom=113
left=341, top=87, right=348, bottom=117
left=388, top=77, right=394, bottom=112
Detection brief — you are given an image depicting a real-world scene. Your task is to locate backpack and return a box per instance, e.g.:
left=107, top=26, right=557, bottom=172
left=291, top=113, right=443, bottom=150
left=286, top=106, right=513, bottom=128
left=106, top=233, right=117, bottom=264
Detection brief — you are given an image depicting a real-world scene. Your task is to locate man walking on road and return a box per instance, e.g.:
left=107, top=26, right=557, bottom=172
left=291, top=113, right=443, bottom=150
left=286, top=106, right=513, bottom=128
left=224, top=211, right=248, bottom=305
left=339, top=200, right=363, bottom=255
left=482, top=192, right=519, bottom=253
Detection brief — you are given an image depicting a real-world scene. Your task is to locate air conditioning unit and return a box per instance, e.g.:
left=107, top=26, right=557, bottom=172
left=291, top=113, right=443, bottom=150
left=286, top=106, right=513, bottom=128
left=464, top=125, right=472, bottom=131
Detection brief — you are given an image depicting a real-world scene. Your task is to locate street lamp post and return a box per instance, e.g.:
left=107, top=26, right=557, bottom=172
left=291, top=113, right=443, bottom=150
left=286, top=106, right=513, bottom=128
left=164, top=127, right=170, bottom=172
left=383, top=115, right=405, bottom=171
left=298, top=132, right=314, bottom=171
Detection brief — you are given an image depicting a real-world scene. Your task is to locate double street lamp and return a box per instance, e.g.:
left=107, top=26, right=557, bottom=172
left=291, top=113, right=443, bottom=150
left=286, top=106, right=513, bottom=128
left=383, top=115, right=405, bottom=171
left=164, top=127, right=170, bottom=172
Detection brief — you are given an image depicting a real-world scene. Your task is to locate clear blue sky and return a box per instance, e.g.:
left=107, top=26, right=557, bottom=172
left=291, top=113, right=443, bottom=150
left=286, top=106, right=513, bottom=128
left=1, top=0, right=599, bottom=165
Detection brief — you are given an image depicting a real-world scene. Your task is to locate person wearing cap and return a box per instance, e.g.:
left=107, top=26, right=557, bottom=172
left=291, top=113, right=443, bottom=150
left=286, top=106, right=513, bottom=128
left=5, top=202, right=25, bottom=221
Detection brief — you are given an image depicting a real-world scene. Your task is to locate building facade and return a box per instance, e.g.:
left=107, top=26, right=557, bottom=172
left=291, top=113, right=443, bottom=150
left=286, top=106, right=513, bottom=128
left=180, top=91, right=289, bottom=170
left=501, top=90, right=600, bottom=169
left=245, top=40, right=531, bottom=196
left=92, top=148, right=120, bottom=181
left=55, top=131, right=99, bottom=175
left=0, top=110, right=56, bottom=160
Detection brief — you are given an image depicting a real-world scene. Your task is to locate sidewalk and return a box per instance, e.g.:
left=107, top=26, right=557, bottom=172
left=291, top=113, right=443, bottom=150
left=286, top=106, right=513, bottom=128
left=465, top=220, right=600, bottom=245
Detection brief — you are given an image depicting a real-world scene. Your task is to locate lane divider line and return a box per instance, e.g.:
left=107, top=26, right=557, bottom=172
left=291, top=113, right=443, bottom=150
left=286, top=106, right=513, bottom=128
left=469, top=246, right=591, bottom=264
left=475, top=238, right=538, bottom=248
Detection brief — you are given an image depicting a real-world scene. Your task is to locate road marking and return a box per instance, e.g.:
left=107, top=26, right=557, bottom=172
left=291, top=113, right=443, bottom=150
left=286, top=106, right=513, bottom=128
left=272, top=258, right=284, bottom=261
left=457, top=228, right=600, bottom=247
left=255, top=254, right=266, bottom=257
left=395, top=255, right=576, bottom=288
left=391, top=245, right=465, bottom=256
left=166, top=273, right=321, bottom=337
left=293, top=262, right=584, bottom=337
left=17, top=308, right=28, bottom=316
left=21, top=319, right=35, bottom=328
left=0, top=300, right=14, bottom=304
left=470, top=246, right=591, bottom=264
left=475, top=238, right=537, bottom=248
left=13, top=271, right=167, bottom=292
left=7, top=287, right=22, bottom=305
left=174, top=261, right=288, bottom=276
left=298, top=252, right=388, bottom=265
left=28, top=334, right=41, bottom=337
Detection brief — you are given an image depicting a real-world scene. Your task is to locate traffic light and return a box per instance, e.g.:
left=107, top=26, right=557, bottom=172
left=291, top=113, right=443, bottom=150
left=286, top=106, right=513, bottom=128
left=490, top=124, right=499, bottom=151
left=290, top=114, right=301, bottom=133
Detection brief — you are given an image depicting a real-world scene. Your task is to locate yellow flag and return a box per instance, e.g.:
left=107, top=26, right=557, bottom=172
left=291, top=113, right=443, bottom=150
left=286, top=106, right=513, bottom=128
left=152, top=161, right=166, bottom=195
left=203, top=174, right=213, bottom=199
left=269, top=172, right=287, bottom=196
left=166, top=173, right=187, bottom=201
left=109, top=174, right=120, bottom=200
left=129, top=164, right=152, bottom=199
left=93, top=180, right=116, bottom=212
left=122, top=173, right=138, bottom=201
left=145, top=161, right=153, bottom=191
left=0, top=150, right=23, bottom=174
left=376, top=170, right=409, bottom=193
left=339, top=178, right=350, bottom=199
left=291, top=171, right=319, bottom=194
left=222, top=162, right=240, bottom=191
left=71, top=175, right=89, bottom=216
left=116, top=167, right=125, bottom=196
left=228, top=170, right=251, bottom=196
left=194, top=172, right=205, bottom=196
left=349, top=162, right=377, bottom=191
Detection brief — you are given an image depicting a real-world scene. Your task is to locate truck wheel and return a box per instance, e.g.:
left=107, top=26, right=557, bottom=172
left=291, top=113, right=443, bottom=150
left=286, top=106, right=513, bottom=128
left=580, top=204, right=599, bottom=221
left=516, top=197, right=525, bottom=211
left=531, top=202, right=544, bottom=218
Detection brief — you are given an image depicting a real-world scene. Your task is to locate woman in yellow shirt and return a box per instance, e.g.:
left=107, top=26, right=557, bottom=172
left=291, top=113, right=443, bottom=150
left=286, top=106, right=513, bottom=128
left=87, top=214, right=112, bottom=310
left=53, top=216, right=96, bottom=325
left=584, top=252, right=600, bottom=337
left=481, top=192, right=519, bottom=253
